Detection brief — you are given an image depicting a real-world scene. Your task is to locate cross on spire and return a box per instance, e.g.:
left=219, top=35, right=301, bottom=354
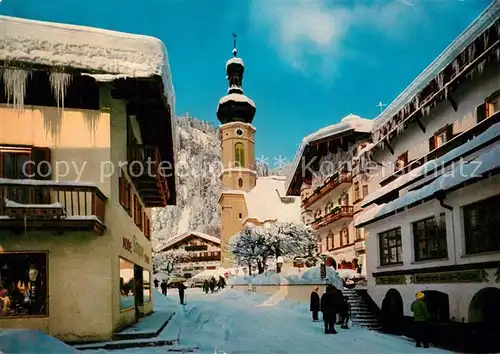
left=376, top=101, right=387, bottom=113
left=232, top=33, right=237, bottom=56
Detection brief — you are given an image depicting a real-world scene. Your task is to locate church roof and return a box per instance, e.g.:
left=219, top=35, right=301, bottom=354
left=157, top=231, right=220, bottom=252
left=244, top=176, right=301, bottom=224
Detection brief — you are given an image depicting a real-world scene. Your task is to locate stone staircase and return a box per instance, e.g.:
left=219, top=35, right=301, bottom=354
left=342, top=288, right=381, bottom=330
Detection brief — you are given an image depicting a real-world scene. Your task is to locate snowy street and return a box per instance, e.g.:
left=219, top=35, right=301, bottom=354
left=90, top=289, right=451, bottom=354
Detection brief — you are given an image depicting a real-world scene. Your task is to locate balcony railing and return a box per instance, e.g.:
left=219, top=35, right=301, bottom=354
left=189, top=252, right=221, bottom=262
left=302, top=172, right=352, bottom=209
left=128, top=144, right=169, bottom=207
left=0, top=179, right=106, bottom=235
left=311, top=205, right=354, bottom=230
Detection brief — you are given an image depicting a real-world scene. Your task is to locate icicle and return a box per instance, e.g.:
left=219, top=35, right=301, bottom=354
left=478, top=59, right=486, bottom=74
left=437, top=72, right=444, bottom=90
left=2, top=68, right=29, bottom=110
left=413, top=96, right=420, bottom=110
left=49, top=72, right=72, bottom=109
left=452, top=59, right=460, bottom=76
left=467, top=43, right=476, bottom=63
left=483, top=31, right=490, bottom=49
left=496, top=47, right=500, bottom=61
left=496, top=21, right=500, bottom=37
left=444, top=86, right=449, bottom=99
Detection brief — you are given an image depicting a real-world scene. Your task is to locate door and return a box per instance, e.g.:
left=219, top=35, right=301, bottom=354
left=134, top=264, right=144, bottom=321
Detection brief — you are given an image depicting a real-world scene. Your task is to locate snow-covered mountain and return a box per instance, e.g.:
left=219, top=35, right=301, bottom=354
left=152, top=114, right=290, bottom=251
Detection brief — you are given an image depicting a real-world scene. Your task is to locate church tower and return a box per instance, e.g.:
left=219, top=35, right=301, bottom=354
left=217, top=35, right=257, bottom=267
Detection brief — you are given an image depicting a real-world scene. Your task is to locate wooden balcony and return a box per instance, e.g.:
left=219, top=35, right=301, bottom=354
left=128, top=144, right=170, bottom=208
left=311, top=205, right=354, bottom=230
left=302, top=172, right=352, bottom=209
left=189, top=252, right=221, bottom=262
left=0, top=180, right=106, bottom=235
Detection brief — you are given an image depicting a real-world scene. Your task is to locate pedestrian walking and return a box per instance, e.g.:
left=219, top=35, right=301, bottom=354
left=177, top=281, right=187, bottom=305
left=209, top=277, right=216, bottom=293
left=310, top=286, right=320, bottom=322
left=160, top=279, right=167, bottom=296
left=411, top=292, right=429, bottom=348
left=339, top=296, right=351, bottom=329
left=320, top=285, right=338, bottom=334
left=154, top=278, right=159, bottom=290
left=203, top=279, right=210, bottom=294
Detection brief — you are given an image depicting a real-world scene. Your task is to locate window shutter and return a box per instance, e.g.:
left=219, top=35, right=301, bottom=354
left=428, top=136, right=435, bottom=151
left=32, top=147, right=51, bottom=180
left=446, top=125, right=454, bottom=141
left=476, top=103, right=487, bottom=123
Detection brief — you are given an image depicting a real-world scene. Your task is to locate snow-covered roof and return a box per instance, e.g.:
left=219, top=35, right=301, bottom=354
left=245, top=176, right=301, bottom=224
left=372, top=1, right=500, bottom=133
left=0, top=15, right=175, bottom=113
left=226, top=57, right=244, bottom=68
left=285, top=114, right=372, bottom=194
left=355, top=142, right=500, bottom=227
left=218, top=93, right=256, bottom=108
left=218, top=121, right=256, bottom=131
left=362, top=121, right=500, bottom=207
left=158, top=231, right=220, bottom=251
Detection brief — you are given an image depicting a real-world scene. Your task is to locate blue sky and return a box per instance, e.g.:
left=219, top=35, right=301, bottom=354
left=0, top=0, right=491, bottom=167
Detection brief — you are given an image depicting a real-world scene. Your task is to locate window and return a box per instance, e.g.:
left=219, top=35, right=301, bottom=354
left=356, top=228, right=363, bottom=241
left=143, top=213, right=151, bottom=240
left=429, top=125, right=453, bottom=151
left=326, top=233, right=334, bottom=251
left=341, top=228, right=349, bottom=245
left=362, top=185, right=368, bottom=198
left=379, top=228, right=403, bottom=266
left=134, top=196, right=143, bottom=230
left=119, top=258, right=135, bottom=310
left=0, top=252, right=48, bottom=317
left=119, top=175, right=131, bottom=212
left=463, top=195, right=500, bottom=254
left=353, top=182, right=360, bottom=201
left=234, top=143, right=245, bottom=167
left=395, top=151, right=408, bottom=171
left=486, top=91, right=500, bottom=118
left=413, top=214, right=447, bottom=261
left=238, top=178, right=243, bottom=188
left=316, top=236, right=323, bottom=254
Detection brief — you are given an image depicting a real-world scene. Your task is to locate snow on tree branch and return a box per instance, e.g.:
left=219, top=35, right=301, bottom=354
left=153, top=248, right=189, bottom=273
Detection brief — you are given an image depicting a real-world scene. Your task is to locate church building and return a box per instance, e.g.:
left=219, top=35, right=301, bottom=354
left=216, top=38, right=301, bottom=267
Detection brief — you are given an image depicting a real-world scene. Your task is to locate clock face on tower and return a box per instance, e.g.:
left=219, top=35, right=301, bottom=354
left=235, top=128, right=243, bottom=136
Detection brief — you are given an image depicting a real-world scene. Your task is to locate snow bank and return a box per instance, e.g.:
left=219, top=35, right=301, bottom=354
left=0, top=15, right=175, bottom=113
left=228, top=266, right=343, bottom=288
left=356, top=142, right=500, bottom=227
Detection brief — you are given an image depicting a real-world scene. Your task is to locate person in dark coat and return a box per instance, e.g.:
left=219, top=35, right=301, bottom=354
left=154, top=278, right=159, bottom=290
left=177, top=282, right=187, bottom=305
left=310, top=286, right=320, bottom=322
left=339, top=296, right=351, bottom=329
left=218, top=276, right=226, bottom=290
left=203, top=279, right=210, bottom=294
left=209, top=277, right=216, bottom=293
left=411, top=292, right=429, bottom=348
left=160, top=280, right=167, bottom=296
left=320, top=285, right=338, bottom=334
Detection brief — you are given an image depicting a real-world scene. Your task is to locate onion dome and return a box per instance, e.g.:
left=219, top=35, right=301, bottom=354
left=217, top=34, right=256, bottom=124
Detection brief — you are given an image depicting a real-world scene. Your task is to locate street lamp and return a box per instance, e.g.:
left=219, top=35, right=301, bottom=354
left=276, top=256, right=284, bottom=274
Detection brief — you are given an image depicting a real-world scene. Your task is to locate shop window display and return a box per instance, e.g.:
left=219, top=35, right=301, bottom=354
left=0, top=252, right=47, bottom=317
left=143, top=270, right=151, bottom=303
left=119, top=258, right=135, bottom=310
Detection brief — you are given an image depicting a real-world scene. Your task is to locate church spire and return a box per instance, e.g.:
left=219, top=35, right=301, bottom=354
left=216, top=33, right=256, bottom=124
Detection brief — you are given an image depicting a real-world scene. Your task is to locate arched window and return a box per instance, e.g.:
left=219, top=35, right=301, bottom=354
left=238, top=178, right=243, bottom=188
left=234, top=143, right=245, bottom=167
left=327, top=233, right=334, bottom=250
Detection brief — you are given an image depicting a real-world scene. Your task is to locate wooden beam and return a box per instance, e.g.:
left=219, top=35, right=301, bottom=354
left=448, top=94, right=458, bottom=111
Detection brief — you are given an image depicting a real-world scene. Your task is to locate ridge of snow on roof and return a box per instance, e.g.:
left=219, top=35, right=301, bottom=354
left=219, top=121, right=256, bottom=131
left=372, top=0, right=500, bottom=131
left=355, top=142, right=500, bottom=227
left=218, top=93, right=256, bottom=108
left=158, top=231, right=220, bottom=251
left=0, top=15, right=175, bottom=113
left=245, top=176, right=301, bottom=224
left=362, top=121, right=500, bottom=207
left=285, top=114, right=372, bottom=194
left=226, top=57, right=244, bottom=68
